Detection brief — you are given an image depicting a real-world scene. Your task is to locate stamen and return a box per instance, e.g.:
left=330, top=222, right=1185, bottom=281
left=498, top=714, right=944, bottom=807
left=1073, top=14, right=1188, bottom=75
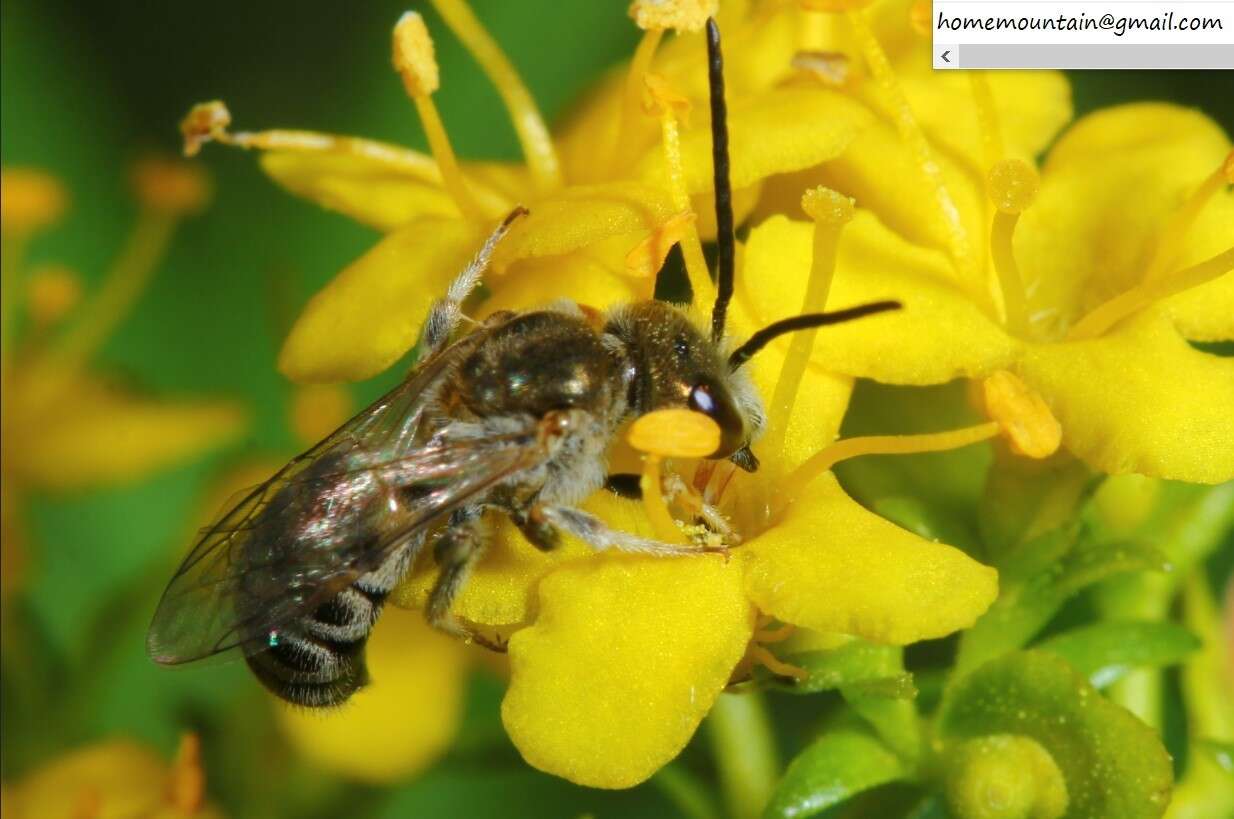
left=429, top=0, right=562, bottom=192
left=629, top=0, right=716, bottom=32
left=625, top=210, right=696, bottom=287
left=610, top=28, right=665, bottom=173
left=1067, top=245, right=1234, bottom=340
left=982, top=370, right=1061, bottom=459
left=987, top=159, right=1038, bottom=334
left=764, top=187, right=854, bottom=464
left=131, top=157, right=211, bottom=215
left=644, top=73, right=717, bottom=310
left=754, top=622, right=796, bottom=643
left=782, top=422, right=1001, bottom=507
left=394, top=12, right=488, bottom=223
left=1143, top=150, right=1234, bottom=283
left=165, top=733, right=206, bottom=813
left=749, top=643, right=809, bottom=682
left=792, top=51, right=851, bottom=87
left=845, top=7, right=974, bottom=279
left=628, top=409, right=722, bottom=544
left=968, top=73, right=1005, bottom=172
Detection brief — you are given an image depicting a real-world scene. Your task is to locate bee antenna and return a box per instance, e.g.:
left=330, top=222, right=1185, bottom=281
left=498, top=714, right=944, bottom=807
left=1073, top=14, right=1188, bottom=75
left=706, top=17, right=735, bottom=345
left=726, top=301, right=902, bottom=371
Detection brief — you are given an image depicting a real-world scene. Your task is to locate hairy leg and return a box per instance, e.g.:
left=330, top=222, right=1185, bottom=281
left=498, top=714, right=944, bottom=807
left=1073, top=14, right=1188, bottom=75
left=532, top=504, right=726, bottom=557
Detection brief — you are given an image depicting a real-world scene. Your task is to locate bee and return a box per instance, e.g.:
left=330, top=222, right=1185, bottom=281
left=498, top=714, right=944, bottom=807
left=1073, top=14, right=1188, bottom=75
left=147, top=18, right=900, bottom=707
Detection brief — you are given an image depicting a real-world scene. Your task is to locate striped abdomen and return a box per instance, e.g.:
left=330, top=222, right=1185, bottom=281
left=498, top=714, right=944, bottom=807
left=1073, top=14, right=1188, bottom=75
left=244, top=543, right=414, bottom=707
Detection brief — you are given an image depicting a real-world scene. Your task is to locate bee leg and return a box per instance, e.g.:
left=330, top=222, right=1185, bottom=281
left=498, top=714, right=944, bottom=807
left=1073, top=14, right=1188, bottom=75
left=507, top=504, right=560, bottom=552
left=532, top=504, right=726, bottom=558
left=425, top=508, right=503, bottom=648
left=423, top=206, right=528, bottom=353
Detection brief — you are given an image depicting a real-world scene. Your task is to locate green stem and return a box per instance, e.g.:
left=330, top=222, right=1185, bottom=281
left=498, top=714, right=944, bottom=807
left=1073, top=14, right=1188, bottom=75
left=651, top=764, right=723, bottom=819
left=707, top=691, right=779, bottom=819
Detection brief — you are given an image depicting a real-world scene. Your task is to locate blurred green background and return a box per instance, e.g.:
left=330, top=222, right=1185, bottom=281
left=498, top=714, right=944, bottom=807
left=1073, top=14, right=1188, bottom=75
left=2, top=1, right=1231, bottom=817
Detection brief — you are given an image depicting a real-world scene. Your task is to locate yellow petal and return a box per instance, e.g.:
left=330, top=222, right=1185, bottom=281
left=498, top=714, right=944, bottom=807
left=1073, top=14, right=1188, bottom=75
left=260, top=151, right=460, bottom=231
left=11, top=377, right=245, bottom=491
left=1017, top=104, right=1231, bottom=330
left=392, top=492, right=634, bottom=628
left=502, top=553, right=755, bottom=788
left=480, top=256, right=642, bottom=318
left=489, top=181, right=675, bottom=274
left=640, top=86, right=867, bottom=195
left=1016, top=312, right=1234, bottom=483
left=276, top=607, right=467, bottom=783
left=742, top=473, right=998, bottom=644
left=735, top=213, right=1017, bottom=384
left=278, top=217, right=480, bottom=382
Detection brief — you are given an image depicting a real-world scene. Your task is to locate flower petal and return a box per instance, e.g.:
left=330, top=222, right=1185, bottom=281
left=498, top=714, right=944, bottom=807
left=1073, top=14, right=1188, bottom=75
left=11, top=378, right=245, bottom=491
left=276, top=607, right=467, bottom=783
left=278, top=217, right=480, bottom=382
left=639, top=86, right=867, bottom=195
left=742, top=473, right=998, bottom=644
left=1159, top=193, right=1234, bottom=342
left=260, top=151, right=458, bottom=231
left=481, top=256, right=643, bottom=316
left=1016, top=312, right=1234, bottom=483
left=502, top=553, right=755, bottom=788
left=735, top=214, right=1017, bottom=384
left=490, top=182, right=675, bottom=274
left=1016, top=103, right=1231, bottom=329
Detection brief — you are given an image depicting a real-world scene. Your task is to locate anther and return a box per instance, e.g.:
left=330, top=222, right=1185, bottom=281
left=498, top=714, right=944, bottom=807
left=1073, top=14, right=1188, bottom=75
left=625, top=210, right=696, bottom=284
left=131, top=157, right=212, bottom=215
left=791, top=51, right=851, bottom=87
left=180, top=101, right=233, bottom=157
left=0, top=168, right=67, bottom=234
left=981, top=370, right=1061, bottom=459
left=629, top=0, right=718, bottom=32
left=629, top=409, right=722, bottom=544
left=987, top=159, right=1039, bottom=334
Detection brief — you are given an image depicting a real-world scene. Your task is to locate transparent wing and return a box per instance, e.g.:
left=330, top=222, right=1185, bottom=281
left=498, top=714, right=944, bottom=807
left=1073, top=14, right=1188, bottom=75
left=147, top=335, right=545, bottom=664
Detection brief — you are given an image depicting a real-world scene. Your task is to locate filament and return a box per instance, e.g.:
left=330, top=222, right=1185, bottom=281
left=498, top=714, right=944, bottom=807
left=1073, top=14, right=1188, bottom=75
left=1142, top=151, right=1234, bottom=283
left=411, top=95, right=488, bottom=222
left=749, top=644, right=809, bottom=681
left=430, top=0, right=562, bottom=192
left=967, top=72, right=1005, bottom=172
left=1067, top=245, right=1234, bottom=340
left=610, top=28, right=665, bottom=174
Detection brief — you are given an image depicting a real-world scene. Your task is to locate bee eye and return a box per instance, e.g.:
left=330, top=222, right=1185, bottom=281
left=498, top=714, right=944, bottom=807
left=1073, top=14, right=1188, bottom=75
left=687, top=381, right=744, bottom=459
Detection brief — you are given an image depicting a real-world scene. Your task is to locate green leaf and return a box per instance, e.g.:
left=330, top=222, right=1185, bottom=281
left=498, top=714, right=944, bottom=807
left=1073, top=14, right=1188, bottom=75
left=763, top=731, right=907, bottom=819
left=1197, top=739, right=1234, bottom=774
left=939, top=651, right=1173, bottom=819
left=1037, top=620, right=1200, bottom=688
left=956, top=526, right=1168, bottom=674
left=979, top=449, right=1094, bottom=557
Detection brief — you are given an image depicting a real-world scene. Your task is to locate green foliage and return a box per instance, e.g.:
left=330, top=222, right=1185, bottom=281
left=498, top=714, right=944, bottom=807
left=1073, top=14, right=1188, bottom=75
left=764, top=731, right=907, bottom=819
left=1037, top=620, right=1201, bottom=689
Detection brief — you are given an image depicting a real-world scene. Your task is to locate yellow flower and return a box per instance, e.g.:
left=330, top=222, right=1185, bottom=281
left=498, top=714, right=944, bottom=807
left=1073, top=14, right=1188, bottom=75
left=182, top=1, right=864, bottom=384
left=2, top=733, right=224, bottom=819
left=0, top=164, right=245, bottom=599
left=393, top=178, right=1021, bottom=788
left=734, top=0, right=1233, bottom=483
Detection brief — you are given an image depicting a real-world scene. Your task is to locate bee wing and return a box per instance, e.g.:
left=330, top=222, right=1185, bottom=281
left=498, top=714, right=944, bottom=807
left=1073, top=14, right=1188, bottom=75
left=147, top=331, right=542, bottom=665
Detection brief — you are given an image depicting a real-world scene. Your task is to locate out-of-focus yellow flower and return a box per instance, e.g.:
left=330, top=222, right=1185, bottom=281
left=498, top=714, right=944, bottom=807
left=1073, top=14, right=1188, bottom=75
left=182, top=1, right=865, bottom=383
left=733, top=0, right=1233, bottom=483
left=2, top=734, right=223, bottom=819
left=395, top=179, right=1023, bottom=788
left=0, top=163, right=246, bottom=601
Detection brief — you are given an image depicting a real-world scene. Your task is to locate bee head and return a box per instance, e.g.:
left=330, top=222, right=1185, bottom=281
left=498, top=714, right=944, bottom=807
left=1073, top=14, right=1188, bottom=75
left=604, top=301, right=764, bottom=472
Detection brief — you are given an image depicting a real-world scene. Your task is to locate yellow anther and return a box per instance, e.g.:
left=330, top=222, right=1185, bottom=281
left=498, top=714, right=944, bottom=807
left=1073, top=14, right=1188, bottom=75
left=629, top=0, right=717, bottom=32
left=165, top=733, right=206, bottom=813
left=392, top=11, right=440, bottom=97
left=25, top=265, right=83, bottom=326
left=800, top=0, right=871, bottom=11
left=791, top=51, right=851, bottom=87
left=982, top=370, right=1061, bottom=459
left=290, top=384, right=353, bottom=446
left=909, top=0, right=933, bottom=35
left=642, top=72, right=692, bottom=121
left=987, top=159, right=1039, bottom=215
left=0, top=168, right=67, bottom=233
left=180, top=100, right=233, bottom=157
left=131, top=157, right=211, bottom=214
left=628, top=408, right=721, bottom=458
left=625, top=210, right=696, bottom=281
left=801, top=186, right=855, bottom=225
